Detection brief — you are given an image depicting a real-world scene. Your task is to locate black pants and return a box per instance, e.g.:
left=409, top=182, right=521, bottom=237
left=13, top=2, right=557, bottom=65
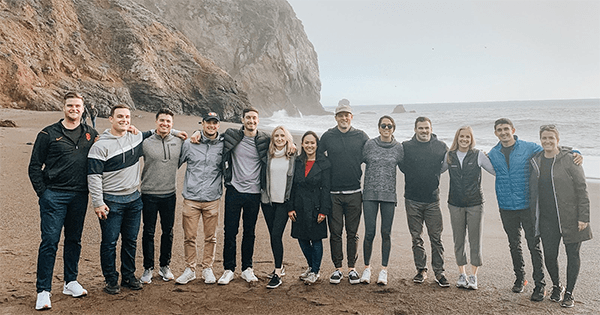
left=328, top=192, right=362, bottom=269
left=141, top=193, right=176, bottom=269
left=541, top=225, right=582, bottom=293
left=262, top=202, right=289, bottom=269
left=499, top=209, right=545, bottom=287
left=223, top=186, right=261, bottom=272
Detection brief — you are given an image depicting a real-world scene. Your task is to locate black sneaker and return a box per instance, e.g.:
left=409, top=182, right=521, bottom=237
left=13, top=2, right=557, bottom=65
left=267, top=267, right=286, bottom=279
left=266, top=274, right=282, bottom=289
left=329, top=270, right=343, bottom=284
left=550, top=284, right=565, bottom=302
left=348, top=270, right=360, bottom=285
left=561, top=292, right=574, bottom=308
left=103, top=282, right=120, bottom=295
left=435, top=274, right=450, bottom=288
left=121, top=277, right=143, bottom=290
left=512, top=278, right=527, bottom=293
left=413, top=269, right=427, bottom=283
left=530, top=285, right=546, bottom=301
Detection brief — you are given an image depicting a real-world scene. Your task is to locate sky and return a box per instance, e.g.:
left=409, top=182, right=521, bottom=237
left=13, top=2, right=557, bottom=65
left=286, top=0, right=600, bottom=106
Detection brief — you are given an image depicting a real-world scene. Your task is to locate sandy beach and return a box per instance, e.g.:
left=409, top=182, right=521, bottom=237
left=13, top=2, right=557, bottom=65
left=1, top=108, right=598, bottom=314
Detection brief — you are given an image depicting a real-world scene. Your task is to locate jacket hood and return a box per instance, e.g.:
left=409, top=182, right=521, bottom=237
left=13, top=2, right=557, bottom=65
left=99, top=129, right=122, bottom=140
left=201, top=130, right=223, bottom=144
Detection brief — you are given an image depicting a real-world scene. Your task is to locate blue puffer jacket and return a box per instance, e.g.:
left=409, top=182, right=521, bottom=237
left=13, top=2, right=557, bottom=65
left=489, top=136, right=542, bottom=210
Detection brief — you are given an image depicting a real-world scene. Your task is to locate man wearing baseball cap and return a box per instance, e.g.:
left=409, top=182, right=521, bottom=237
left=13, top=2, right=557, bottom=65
left=318, top=99, right=369, bottom=285
left=175, top=112, right=224, bottom=285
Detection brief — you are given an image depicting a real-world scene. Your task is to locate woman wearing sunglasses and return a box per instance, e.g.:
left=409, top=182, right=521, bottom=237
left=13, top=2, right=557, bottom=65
left=444, top=126, right=495, bottom=290
left=359, top=115, right=404, bottom=285
left=529, top=125, right=592, bottom=308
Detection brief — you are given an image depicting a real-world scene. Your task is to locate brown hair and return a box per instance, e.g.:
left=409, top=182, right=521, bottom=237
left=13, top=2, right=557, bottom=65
left=414, top=116, right=431, bottom=129
left=494, top=118, right=514, bottom=130
left=64, top=92, right=83, bottom=101
left=156, top=108, right=174, bottom=120
left=539, top=124, right=560, bottom=140
left=269, top=126, right=294, bottom=159
left=110, top=104, right=130, bottom=117
left=298, top=131, right=319, bottom=162
left=242, top=107, right=259, bottom=117
left=378, top=115, right=396, bottom=131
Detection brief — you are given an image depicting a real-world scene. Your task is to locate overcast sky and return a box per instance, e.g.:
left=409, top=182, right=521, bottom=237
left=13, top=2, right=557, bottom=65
left=287, top=0, right=600, bottom=106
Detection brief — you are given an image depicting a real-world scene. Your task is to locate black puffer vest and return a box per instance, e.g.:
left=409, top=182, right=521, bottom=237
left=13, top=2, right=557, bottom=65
left=447, top=149, right=484, bottom=207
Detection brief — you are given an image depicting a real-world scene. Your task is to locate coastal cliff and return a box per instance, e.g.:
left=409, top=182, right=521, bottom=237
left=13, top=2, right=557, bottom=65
left=134, top=0, right=325, bottom=116
left=0, top=0, right=324, bottom=120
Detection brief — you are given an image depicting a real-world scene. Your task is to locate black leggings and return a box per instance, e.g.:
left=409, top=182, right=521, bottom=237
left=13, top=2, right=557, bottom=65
left=541, top=229, right=582, bottom=293
left=262, top=202, right=289, bottom=269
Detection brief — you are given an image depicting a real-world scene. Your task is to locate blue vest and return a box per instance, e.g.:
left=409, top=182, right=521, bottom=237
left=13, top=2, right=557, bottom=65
left=488, top=136, right=542, bottom=210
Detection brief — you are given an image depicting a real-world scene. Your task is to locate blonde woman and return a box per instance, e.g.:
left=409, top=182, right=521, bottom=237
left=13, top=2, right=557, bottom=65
left=444, top=126, right=495, bottom=290
left=261, top=126, right=295, bottom=289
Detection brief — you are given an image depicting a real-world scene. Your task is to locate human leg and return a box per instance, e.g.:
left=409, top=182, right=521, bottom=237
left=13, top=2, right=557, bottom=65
left=521, top=209, right=545, bottom=288
left=223, top=187, right=243, bottom=271
left=466, top=204, right=484, bottom=268
left=405, top=199, right=427, bottom=272
left=540, top=230, right=561, bottom=287
left=240, top=193, right=261, bottom=271
left=448, top=204, right=468, bottom=267
left=201, top=200, right=220, bottom=269
left=344, top=192, right=362, bottom=269
left=62, top=192, right=88, bottom=284
left=99, top=200, right=124, bottom=285
left=328, top=194, right=345, bottom=269
left=141, top=194, right=159, bottom=270
left=271, top=203, right=289, bottom=269
left=158, top=194, right=176, bottom=268
left=182, top=199, right=202, bottom=271
left=119, top=197, right=143, bottom=280
left=565, top=242, right=582, bottom=294
left=362, top=200, right=378, bottom=267
left=499, top=210, right=526, bottom=280
left=423, top=201, right=445, bottom=277
left=379, top=201, right=395, bottom=267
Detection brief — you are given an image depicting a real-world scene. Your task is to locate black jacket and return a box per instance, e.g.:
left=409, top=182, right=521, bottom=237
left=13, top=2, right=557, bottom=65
left=28, top=120, right=98, bottom=196
left=447, top=149, right=484, bottom=207
left=222, top=126, right=270, bottom=190
left=399, top=134, right=448, bottom=203
left=290, top=155, right=331, bottom=240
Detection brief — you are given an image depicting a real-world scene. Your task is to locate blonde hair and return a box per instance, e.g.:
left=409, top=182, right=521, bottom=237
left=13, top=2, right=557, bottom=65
left=449, top=126, right=476, bottom=152
left=269, top=126, right=294, bottom=159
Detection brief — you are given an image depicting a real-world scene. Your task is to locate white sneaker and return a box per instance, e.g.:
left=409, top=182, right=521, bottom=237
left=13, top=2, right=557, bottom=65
left=35, top=291, right=51, bottom=310
left=218, top=270, right=235, bottom=285
left=62, top=281, right=88, bottom=297
left=360, top=268, right=371, bottom=284
left=377, top=269, right=388, bottom=285
left=175, top=267, right=196, bottom=285
left=299, top=267, right=312, bottom=281
left=141, top=268, right=153, bottom=284
left=241, top=267, right=258, bottom=283
left=467, top=275, right=478, bottom=290
left=457, top=273, right=468, bottom=288
left=158, top=266, right=174, bottom=281
left=304, top=272, right=320, bottom=285
left=202, top=268, right=216, bottom=284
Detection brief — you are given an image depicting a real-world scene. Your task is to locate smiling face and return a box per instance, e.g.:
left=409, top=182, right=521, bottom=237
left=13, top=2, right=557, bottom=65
left=242, top=110, right=259, bottom=133
left=414, top=121, right=432, bottom=142
left=109, top=108, right=131, bottom=135
left=302, top=134, right=317, bottom=158
left=202, top=119, right=219, bottom=139
left=457, top=129, right=472, bottom=152
left=378, top=117, right=394, bottom=139
left=494, top=123, right=516, bottom=146
left=155, top=113, right=173, bottom=137
left=273, top=128, right=287, bottom=150
left=63, top=98, right=84, bottom=123
left=540, top=130, right=559, bottom=154
left=335, top=112, right=353, bottom=132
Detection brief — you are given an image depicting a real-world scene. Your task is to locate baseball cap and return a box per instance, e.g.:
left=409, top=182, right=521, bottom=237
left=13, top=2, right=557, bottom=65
left=201, top=112, right=220, bottom=122
left=334, top=99, right=352, bottom=115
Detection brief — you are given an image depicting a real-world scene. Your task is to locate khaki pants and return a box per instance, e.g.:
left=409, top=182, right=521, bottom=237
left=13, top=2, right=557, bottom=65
left=182, top=199, right=220, bottom=271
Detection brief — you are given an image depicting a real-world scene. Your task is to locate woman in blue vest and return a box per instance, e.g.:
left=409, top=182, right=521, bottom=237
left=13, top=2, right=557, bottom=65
left=444, top=126, right=495, bottom=290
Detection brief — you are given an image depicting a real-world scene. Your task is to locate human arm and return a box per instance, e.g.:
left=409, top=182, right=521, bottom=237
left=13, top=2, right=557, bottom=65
left=28, top=130, right=50, bottom=196
left=479, top=151, right=496, bottom=176
left=441, top=151, right=449, bottom=174
left=87, top=145, right=107, bottom=213
left=190, top=130, right=201, bottom=144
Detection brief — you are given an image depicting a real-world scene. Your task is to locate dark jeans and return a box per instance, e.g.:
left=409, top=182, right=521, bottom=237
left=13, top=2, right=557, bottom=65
left=142, top=193, right=176, bottom=269
left=298, top=239, right=323, bottom=274
left=541, top=226, right=582, bottom=293
left=99, top=196, right=143, bottom=285
left=328, top=192, right=362, bottom=269
left=405, top=199, right=445, bottom=276
left=223, top=186, right=261, bottom=271
left=363, top=200, right=395, bottom=267
left=261, top=202, right=289, bottom=269
left=36, top=189, right=88, bottom=293
left=499, top=209, right=545, bottom=287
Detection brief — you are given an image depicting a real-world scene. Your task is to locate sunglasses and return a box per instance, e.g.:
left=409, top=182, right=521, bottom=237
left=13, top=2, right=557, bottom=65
left=380, top=124, right=394, bottom=130
left=540, top=124, right=558, bottom=132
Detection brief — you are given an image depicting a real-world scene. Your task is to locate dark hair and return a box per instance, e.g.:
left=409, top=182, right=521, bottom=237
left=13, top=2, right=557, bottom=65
left=414, top=116, right=431, bottom=128
left=298, top=130, right=319, bottom=162
left=242, top=107, right=259, bottom=117
left=156, top=108, right=174, bottom=120
left=64, top=91, right=83, bottom=101
left=378, top=115, right=396, bottom=130
left=494, top=118, right=514, bottom=130
left=539, top=124, right=559, bottom=139
left=110, top=104, right=130, bottom=117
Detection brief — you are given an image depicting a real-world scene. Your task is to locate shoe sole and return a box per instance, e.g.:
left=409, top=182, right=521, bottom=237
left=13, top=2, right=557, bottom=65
left=103, top=288, right=120, bottom=295
left=330, top=278, right=341, bottom=284
left=63, top=289, right=88, bottom=297
left=141, top=279, right=152, bottom=284
left=218, top=276, right=233, bottom=285
left=377, top=280, right=387, bottom=285
left=35, top=304, right=51, bottom=310
left=456, top=283, right=468, bottom=289
left=266, top=282, right=282, bottom=289
left=121, top=285, right=143, bottom=291
left=436, top=282, right=451, bottom=288
left=176, top=276, right=196, bottom=285
left=413, top=279, right=425, bottom=283
left=349, top=279, right=360, bottom=285
left=203, top=278, right=216, bottom=284
left=467, top=285, right=478, bottom=290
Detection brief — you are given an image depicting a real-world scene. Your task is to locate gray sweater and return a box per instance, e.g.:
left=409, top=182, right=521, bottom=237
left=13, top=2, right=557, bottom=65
left=362, top=136, right=404, bottom=202
left=141, top=133, right=183, bottom=195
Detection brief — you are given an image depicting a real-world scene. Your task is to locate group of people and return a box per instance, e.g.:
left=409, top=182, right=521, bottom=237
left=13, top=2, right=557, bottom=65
left=28, top=94, right=592, bottom=311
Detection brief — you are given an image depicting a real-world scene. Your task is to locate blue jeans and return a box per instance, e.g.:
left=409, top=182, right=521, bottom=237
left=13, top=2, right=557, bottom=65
left=141, top=193, right=176, bottom=269
left=363, top=200, right=395, bottom=267
left=298, top=239, right=323, bottom=274
left=37, top=189, right=88, bottom=293
left=99, top=195, right=143, bottom=284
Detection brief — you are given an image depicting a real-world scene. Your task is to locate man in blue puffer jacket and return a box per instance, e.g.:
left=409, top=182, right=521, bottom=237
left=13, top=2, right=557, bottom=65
left=489, top=118, right=582, bottom=302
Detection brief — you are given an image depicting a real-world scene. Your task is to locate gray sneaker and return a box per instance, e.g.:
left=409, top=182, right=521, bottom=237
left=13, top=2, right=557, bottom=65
left=158, top=266, right=174, bottom=282
left=299, top=267, right=312, bottom=281
left=467, top=275, right=478, bottom=290
left=141, top=268, right=153, bottom=284
left=456, top=273, right=468, bottom=288
left=304, top=272, right=320, bottom=285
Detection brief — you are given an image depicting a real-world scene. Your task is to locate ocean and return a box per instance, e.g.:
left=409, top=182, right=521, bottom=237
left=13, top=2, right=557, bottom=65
left=260, top=99, right=600, bottom=180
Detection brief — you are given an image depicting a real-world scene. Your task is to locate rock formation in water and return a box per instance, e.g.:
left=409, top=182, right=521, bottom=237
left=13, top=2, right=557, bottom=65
left=0, top=0, right=249, bottom=120
left=392, top=104, right=407, bottom=113
left=133, top=0, right=325, bottom=116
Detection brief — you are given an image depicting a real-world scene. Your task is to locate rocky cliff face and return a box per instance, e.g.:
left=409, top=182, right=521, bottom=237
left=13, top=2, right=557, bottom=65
left=0, top=0, right=249, bottom=120
left=133, top=0, right=325, bottom=116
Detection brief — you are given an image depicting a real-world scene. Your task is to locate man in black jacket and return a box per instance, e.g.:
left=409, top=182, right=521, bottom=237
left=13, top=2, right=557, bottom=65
left=217, top=107, right=271, bottom=285
left=318, top=99, right=369, bottom=285
left=399, top=117, right=450, bottom=288
left=28, top=92, right=99, bottom=310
